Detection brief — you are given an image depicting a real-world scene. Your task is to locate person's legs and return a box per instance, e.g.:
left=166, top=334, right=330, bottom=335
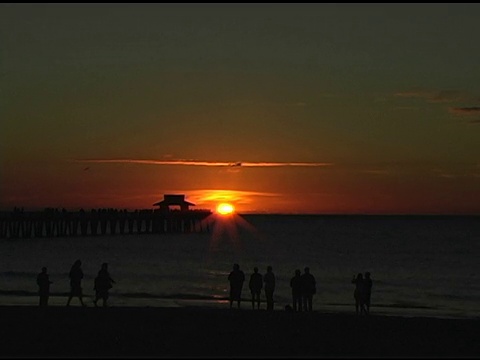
left=266, top=290, right=274, bottom=311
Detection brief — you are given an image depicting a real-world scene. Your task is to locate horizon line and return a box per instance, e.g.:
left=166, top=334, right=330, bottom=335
left=0, top=207, right=478, bottom=216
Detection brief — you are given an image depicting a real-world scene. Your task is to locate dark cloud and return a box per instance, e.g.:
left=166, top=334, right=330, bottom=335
left=450, top=107, right=480, bottom=114
left=449, top=107, right=480, bottom=124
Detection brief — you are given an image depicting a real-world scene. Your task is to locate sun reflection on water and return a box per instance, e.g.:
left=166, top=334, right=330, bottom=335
left=199, top=211, right=262, bottom=254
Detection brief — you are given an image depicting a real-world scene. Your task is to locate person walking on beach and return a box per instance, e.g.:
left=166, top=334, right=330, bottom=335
left=264, top=266, right=276, bottom=311
left=93, top=263, right=116, bottom=307
left=249, top=267, right=263, bottom=310
left=290, top=269, right=303, bottom=312
left=301, top=267, right=316, bottom=312
left=364, top=272, right=373, bottom=315
left=228, top=263, right=245, bottom=309
left=352, top=273, right=366, bottom=315
left=37, top=267, right=53, bottom=307
left=66, top=259, right=86, bottom=307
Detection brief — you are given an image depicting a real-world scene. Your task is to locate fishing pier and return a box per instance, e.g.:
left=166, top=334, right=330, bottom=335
left=0, top=195, right=213, bottom=239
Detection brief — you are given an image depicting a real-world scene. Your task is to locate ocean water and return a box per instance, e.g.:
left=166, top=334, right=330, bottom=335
left=1, top=214, right=479, bottom=319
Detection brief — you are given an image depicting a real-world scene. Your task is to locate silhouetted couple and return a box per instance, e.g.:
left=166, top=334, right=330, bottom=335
left=246, top=266, right=276, bottom=311
left=290, top=267, right=316, bottom=312
left=228, top=264, right=276, bottom=311
left=65, top=259, right=115, bottom=307
left=351, top=272, right=373, bottom=315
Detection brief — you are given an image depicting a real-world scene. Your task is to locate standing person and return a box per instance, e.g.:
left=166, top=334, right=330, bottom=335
left=37, top=267, right=53, bottom=307
left=351, top=273, right=366, bottom=315
left=94, top=263, right=116, bottom=307
left=290, top=269, right=303, bottom=312
left=249, top=267, right=263, bottom=310
left=228, top=263, right=245, bottom=309
left=364, top=272, right=373, bottom=315
left=264, top=266, right=276, bottom=311
left=301, top=267, right=316, bottom=312
left=66, top=259, right=86, bottom=307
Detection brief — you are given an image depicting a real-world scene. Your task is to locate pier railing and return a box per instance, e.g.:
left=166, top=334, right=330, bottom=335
left=0, top=208, right=212, bottom=239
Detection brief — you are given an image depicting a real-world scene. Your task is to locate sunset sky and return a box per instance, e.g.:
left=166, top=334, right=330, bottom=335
left=2, top=3, right=480, bottom=214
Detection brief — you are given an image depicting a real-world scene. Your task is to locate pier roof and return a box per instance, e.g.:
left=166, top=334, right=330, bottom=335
left=153, top=194, right=195, bottom=207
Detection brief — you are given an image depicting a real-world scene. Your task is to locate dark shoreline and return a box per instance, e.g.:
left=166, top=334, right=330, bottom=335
left=1, top=305, right=479, bottom=358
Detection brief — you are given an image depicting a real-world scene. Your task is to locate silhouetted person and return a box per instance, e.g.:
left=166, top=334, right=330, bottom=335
left=290, top=269, right=303, bottom=312
left=37, top=267, right=53, bottom=307
left=352, top=273, right=366, bottom=315
left=364, top=272, right=373, bottom=315
left=264, top=266, right=275, bottom=311
left=228, top=263, right=245, bottom=309
left=94, top=263, right=116, bottom=307
left=301, top=267, right=316, bottom=312
left=66, top=259, right=86, bottom=306
left=249, top=267, right=263, bottom=310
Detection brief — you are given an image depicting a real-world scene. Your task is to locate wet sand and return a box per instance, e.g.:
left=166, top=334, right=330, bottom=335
left=1, top=305, right=479, bottom=358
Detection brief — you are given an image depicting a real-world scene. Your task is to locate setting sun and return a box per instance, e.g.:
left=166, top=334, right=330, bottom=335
left=216, top=203, right=235, bottom=215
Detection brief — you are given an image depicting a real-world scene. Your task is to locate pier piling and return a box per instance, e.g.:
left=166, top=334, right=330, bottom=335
left=0, top=208, right=212, bottom=239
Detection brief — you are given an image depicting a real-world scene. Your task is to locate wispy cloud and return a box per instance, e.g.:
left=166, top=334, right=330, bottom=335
left=186, top=189, right=281, bottom=205
left=392, top=106, right=417, bottom=111
left=73, top=159, right=333, bottom=167
left=395, top=88, right=480, bottom=124
left=394, top=88, right=464, bottom=103
left=361, top=169, right=391, bottom=175
left=223, top=99, right=309, bottom=108
left=285, top=102, right=307, bottom=107
left=432, top=164, right=480, bottom=179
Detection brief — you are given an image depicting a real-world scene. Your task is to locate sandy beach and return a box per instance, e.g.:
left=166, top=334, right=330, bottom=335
left=1, top=305, right=479, bottom=358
